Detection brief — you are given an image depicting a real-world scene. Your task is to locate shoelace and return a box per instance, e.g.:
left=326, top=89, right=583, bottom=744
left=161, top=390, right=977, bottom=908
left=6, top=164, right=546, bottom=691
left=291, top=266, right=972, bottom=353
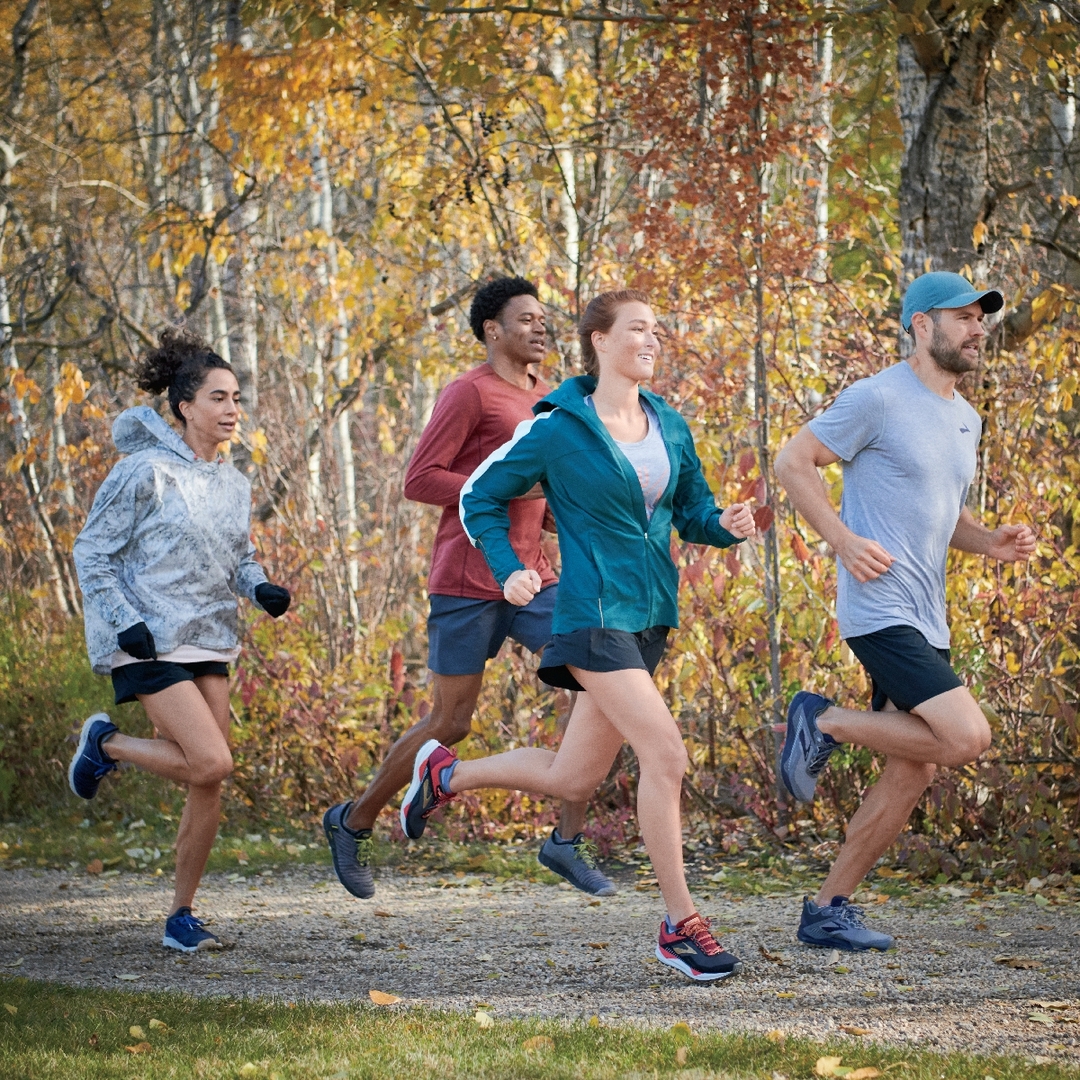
left=832, top=902, right=868, bottom=928
left=355, top=834, right=374, bottom=866
left=572, top=836, right=600, bottom=869
left=678, top=914, right=722, bottom=956
left=172, top=912, right=207, bottom=932
left=806, top=737, right=836, bottom=777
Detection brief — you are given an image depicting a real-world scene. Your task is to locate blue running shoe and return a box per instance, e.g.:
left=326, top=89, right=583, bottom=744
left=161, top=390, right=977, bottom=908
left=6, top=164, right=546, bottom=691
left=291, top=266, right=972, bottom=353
left=538, top=830, right=616, bottom=896
left=779, top=690, right=837, bottom=802
left=656, top=913, right=742, bottom=982
left=797, top=895, right=894, bottom=952
left=68, top=713, right=119, bottom=800
left=323, top=802, right=375, bottom=899
left=163, top=907, right=224, bottom=952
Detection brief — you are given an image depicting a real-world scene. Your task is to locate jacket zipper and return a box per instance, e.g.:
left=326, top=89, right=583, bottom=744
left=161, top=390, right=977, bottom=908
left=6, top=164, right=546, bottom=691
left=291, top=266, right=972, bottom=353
left=598, top=597, right=605, bottom=627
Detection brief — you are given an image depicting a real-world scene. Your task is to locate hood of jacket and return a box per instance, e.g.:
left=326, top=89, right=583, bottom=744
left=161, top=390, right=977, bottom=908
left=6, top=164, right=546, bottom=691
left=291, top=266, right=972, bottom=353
left=112, top=405, right=196, bottom=461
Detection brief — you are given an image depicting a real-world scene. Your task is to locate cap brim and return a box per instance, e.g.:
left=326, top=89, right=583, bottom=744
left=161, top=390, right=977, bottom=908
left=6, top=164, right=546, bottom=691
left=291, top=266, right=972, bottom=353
left=938, top=289, right=1004, bottom=315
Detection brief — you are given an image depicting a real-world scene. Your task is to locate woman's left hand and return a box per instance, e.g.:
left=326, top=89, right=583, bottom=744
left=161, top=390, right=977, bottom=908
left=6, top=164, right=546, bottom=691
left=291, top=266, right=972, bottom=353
left=720, top=502, right=757, bottom=539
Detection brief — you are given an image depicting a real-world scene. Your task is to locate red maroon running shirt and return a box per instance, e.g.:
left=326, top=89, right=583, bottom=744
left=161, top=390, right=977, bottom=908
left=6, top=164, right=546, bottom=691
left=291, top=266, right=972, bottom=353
left=404, top=363, right=557, bottom=600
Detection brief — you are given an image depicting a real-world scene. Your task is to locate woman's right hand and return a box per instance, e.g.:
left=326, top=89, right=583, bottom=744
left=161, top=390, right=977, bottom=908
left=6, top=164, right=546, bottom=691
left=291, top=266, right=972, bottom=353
left=503, top=568, right=542, bottom=606
left=118, top=621, right=157, bottom=660
left=720, top=501, right=757, bottom=539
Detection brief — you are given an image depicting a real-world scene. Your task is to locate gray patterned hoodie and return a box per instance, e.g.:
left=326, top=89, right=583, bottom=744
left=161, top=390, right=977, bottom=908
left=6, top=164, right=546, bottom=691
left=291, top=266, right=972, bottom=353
left=73, top=406, right=269, bottom=674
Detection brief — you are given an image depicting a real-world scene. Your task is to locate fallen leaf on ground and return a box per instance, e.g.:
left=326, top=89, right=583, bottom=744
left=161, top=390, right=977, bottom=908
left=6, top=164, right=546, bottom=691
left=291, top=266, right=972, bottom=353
left=128, top=1025, right=146, bottom=1039
left=368, top=990, right=401, bottom=1006
left=834, top=965, right=851, bottom=974
left=3, top=1004, right=16, bottom=1015
left=373, top=909, right=395, bottom=918
left=148, top=1018, right=168, bottom=1030
left=522, top=1035, right=554, bottom=1051
left=766, top=1029, right=785, bottom=1043
left=88, top=1034, right=98, bottom=1048
left=86, top=859, right=103, bottom=875
left=585, top=942, right=609, bottom=949
left=124, top=1042, right=151, bottom=1054
left=840, top=1025, right=873, bottom=1036
left=115, top=974, right=141, bottom=981
left=824, top=949, right=841, bottom=965
left=775, top=991, right=796, bottom=999
left=759, top=945, right=783, bottom=963
left=1029, top=1000, right=1071, bottom=1010
left=847, top=1069, right=881, bottom=1079
left=238, top=1063, right=260, bottom=1078
left=1028, top=1013, right=1056, bottom=1025
left=1034, top=925, right=1054, bottom=931
left=588, top=1015, right=600, bottom=1028
left=474, top=1010, right=494, bottom=1028
left=994, top=956, right=1044, bottom=969
left=671, top=1021, right=692, bottom=1036
left=815, top=1056, right=843, bottom=1076
left=676, top=1046, right=688, bottom=1065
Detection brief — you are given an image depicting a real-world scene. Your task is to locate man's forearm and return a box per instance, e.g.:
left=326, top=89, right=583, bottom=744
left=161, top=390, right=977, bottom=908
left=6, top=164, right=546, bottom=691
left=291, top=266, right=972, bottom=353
left=776, top=458, right=850, bottom=552
left=949, top=508, right=994, bottom=554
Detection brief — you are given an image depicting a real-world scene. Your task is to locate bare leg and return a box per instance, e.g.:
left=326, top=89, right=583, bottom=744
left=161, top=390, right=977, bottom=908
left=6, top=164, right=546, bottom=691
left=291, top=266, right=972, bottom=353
left=345, top=672, right=484, bottom=832
left=555, top=691, right=587, bottom=837
left=815, top=692, right=964, bottom=905
left=104, top=676, right=232, bottom=914
left=817, top=686, right=990, bottom=766
left=450, top=669, right=696, bottom=923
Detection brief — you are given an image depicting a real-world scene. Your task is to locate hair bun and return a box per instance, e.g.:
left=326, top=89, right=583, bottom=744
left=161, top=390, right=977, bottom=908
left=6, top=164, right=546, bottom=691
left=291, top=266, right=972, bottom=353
left=136, top=328, right=209, bottom=395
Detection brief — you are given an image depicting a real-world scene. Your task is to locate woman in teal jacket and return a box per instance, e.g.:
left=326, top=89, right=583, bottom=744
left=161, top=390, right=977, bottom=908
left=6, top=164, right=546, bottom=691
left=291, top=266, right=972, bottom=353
left=401, top=290, right=756, bottom=982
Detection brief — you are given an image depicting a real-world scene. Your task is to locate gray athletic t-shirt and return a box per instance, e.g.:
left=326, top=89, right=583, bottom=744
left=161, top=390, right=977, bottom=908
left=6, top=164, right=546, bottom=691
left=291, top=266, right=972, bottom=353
left=808, top=361, right=982, bottom=648
left=586, top=397, right=671, bottom=520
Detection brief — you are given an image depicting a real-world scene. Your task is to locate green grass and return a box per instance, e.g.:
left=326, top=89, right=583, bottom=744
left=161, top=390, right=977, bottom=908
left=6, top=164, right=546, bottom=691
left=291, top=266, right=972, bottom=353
left=0, top=978, right=1075, bottom=1080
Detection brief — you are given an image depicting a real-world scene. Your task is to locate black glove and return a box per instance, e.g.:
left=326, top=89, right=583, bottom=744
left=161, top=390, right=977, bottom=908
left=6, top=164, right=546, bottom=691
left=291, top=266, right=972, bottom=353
left=255, top=582, right=291, bottom=618
left=118, top=621, right=157, bottom=660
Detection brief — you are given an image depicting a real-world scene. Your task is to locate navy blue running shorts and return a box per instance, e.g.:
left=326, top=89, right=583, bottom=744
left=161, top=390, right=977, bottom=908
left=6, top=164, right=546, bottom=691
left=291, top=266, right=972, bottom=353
left=427, top=584, right=558, bottom=676
left=845, top=624, right=963, bottom=714
left=537, top=625, right=670, bottom=692
left=111, top=660, right=230, bottom=705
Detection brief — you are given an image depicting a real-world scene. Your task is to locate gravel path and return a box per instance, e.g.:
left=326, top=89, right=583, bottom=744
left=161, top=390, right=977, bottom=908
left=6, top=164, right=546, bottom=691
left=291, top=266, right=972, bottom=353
left=2, top=864, right=1079, bottom=1063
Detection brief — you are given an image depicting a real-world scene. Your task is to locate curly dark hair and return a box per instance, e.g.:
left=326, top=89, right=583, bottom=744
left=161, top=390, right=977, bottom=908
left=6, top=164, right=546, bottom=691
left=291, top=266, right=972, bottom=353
left=468, top=276, right=539, bottom=343
left=136, top=328, right=233, bottom=424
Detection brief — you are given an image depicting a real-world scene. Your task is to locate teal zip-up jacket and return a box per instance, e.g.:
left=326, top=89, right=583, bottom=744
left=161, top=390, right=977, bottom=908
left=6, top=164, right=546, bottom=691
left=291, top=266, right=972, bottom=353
left=459, top=375, right=743, bottom=635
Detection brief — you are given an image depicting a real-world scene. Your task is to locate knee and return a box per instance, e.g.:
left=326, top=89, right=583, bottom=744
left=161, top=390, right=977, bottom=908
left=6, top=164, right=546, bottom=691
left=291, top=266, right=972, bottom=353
left=644, top=738, right=689, bottom=787
left=943, top=719, right=992, bottom=766
left=192, top=751, right=233, bottom=786
left=432, top=711, right=474, bottom=746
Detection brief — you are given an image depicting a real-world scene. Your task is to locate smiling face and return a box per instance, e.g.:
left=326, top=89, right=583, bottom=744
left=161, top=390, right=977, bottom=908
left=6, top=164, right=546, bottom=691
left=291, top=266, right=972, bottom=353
left=486, top=293, right=548, bottom=366
left=178, top=367, right=241, bottom=449
left=914, top=301, right=987, bottom=375
left=591, top=300, right=660, bottom=382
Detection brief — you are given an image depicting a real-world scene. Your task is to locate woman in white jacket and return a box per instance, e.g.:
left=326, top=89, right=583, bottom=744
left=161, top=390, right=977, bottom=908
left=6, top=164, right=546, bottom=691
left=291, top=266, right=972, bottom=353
left=69, top=329, right=290, bottom=952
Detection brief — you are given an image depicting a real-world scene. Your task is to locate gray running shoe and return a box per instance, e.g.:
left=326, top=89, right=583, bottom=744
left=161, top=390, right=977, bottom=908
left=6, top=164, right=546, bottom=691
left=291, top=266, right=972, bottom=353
left=779, top=690, right=838, bottom=802
left=537, top=830, right=617, bottom=896
left=322, top=802, right=375, bottom=899
left=797, top=895, right=894, bottom=951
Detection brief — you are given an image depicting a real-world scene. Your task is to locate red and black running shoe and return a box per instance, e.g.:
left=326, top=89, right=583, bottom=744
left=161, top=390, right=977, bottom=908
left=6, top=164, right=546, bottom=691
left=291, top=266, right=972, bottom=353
left=400, top=739, right=459, bottom=840
left=656, top=913, right=742, bottom=982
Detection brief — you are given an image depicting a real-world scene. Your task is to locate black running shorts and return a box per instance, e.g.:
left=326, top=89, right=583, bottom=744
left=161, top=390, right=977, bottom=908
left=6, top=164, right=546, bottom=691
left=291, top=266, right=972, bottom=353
left=111, top=660, right=230, bottom=705
left=845, top=624, right=963, bottom=714
left=537, top=625, right=670, bottom=692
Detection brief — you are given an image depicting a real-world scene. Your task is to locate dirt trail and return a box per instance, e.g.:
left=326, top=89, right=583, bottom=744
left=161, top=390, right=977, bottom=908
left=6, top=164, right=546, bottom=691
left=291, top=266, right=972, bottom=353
left=2, top=865, right=1079, bottom=1063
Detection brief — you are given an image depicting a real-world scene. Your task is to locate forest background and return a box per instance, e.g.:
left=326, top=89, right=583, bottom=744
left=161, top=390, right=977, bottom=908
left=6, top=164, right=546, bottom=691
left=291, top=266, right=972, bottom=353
left=1, top=0, right=1078, bottom=884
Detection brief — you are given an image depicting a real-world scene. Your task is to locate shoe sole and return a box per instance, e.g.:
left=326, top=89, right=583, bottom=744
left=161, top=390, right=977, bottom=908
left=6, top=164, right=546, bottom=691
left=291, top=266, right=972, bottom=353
left=655, top=946, right=741, bottom=982
left=400, top=738, right=442, bottom=840
left=537, top=846, right=617, bottom=896
left=322, top=805, right=375, bottom=900
left=796, top=929, right=893, bottom=952
left=162, top=934, right=224, bottom=953
left=68, top=714, right=109, bottom=800
left=779, top=694, right=819, bottom=803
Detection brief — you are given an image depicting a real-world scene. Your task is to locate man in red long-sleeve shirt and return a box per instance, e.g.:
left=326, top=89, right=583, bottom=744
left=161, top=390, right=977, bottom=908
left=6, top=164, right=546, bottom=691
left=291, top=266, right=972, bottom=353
left=322, top=277, right=615, bottom=900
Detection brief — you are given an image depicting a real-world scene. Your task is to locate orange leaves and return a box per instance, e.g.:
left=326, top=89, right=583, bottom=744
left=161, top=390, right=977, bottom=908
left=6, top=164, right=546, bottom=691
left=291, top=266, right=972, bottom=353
left=9, top=369, right=41, bottom=406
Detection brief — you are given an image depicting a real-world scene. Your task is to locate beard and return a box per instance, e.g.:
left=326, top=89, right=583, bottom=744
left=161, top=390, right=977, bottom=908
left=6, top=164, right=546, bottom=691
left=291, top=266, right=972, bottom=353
left=929, top=325, right=981, bottom=374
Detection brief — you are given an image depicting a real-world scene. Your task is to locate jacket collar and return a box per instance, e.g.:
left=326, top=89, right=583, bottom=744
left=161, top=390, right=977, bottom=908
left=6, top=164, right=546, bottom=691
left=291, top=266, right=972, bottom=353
left=112, top=405, right=197, bottom=462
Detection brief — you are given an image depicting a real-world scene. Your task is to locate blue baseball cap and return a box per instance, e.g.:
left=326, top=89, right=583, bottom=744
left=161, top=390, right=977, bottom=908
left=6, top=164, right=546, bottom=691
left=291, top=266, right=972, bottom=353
left=901, top=271, right=1004, bottom=332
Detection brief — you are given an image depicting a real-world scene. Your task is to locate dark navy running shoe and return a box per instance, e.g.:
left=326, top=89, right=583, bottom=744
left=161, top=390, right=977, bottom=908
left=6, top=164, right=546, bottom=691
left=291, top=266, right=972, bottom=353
left=163, top=907, right=224, bottom=952
left=779, top=690, right=837, bottom=802
left=538, top=830, right=616, bottom=896
left=68, top=713, right=119, bottom=800
left=656, top=913, right=742, bottom=982
left=797, top=895, right=894, bottom=952
left=400, top=739, right=458, bottom=840
left=323, top=802, right=375, bottom=899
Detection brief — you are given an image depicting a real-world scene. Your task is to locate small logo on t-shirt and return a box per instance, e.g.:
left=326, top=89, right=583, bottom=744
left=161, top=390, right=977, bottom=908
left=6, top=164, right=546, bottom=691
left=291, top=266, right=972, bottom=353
left=959, top=424, right=971, bottom=433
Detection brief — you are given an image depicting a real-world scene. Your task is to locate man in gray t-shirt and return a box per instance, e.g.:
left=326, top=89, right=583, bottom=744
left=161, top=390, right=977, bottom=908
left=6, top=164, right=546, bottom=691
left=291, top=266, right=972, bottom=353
left=773, top=272, right=1036, bottom=953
